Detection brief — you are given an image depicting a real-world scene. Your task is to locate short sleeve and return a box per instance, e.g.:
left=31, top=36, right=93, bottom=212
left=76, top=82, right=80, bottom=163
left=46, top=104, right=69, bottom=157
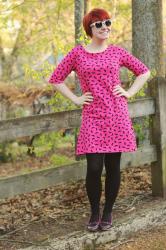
left=119, top=47, right=149, bottom=76
left=48, top=46, right=77, bottom=85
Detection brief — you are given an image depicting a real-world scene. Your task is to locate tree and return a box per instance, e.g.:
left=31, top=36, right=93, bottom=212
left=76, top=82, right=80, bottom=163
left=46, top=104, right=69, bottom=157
left=0, top=0, right=75, bottom=82
left=132, top=0, right=165, bottom=77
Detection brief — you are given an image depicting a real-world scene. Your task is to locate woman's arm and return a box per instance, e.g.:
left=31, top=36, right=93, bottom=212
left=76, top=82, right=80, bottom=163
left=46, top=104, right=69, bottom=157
left=48, top=46, right=93, bottom=105
left=53, top=83, right=78, bottom=104
left=113, top=46, right=151, bottom=98
left=52, top=83, right=93, bottom=106
left=113, top=70, right=150, bottom=98
left=127, top=70, right=151, bottom=98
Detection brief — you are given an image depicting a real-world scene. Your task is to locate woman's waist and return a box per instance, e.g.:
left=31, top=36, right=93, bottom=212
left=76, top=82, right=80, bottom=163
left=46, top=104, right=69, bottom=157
left=83, top=96, right=127, bottom=108
left=82, top=97, right=128, bottom=117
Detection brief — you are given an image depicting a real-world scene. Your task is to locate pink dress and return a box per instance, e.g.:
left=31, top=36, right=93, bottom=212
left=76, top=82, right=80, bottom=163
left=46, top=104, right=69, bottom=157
left=48, top=44, right=149, bottom=155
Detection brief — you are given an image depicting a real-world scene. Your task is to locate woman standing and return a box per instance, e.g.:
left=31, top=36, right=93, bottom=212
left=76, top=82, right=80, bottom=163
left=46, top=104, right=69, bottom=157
left=48, top=8, right=150, bottom=232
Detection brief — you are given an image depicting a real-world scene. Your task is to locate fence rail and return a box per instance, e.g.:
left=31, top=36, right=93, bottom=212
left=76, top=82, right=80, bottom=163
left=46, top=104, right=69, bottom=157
left=0, top=144, right=156, bottom=199
left=0, top=97, right=155, bottom=142
left=0, top=77, right=166, bottom=199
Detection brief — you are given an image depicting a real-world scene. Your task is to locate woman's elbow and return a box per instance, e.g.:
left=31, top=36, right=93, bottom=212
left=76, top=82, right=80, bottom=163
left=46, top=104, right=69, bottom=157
left=139, top=70, right=151, bottom=79
left=144, top=70, right=151, bottom=78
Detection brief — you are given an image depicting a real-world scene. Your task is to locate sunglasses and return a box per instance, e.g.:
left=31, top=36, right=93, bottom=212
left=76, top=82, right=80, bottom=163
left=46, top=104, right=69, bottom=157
left=90, top=19, right=112, bottom=29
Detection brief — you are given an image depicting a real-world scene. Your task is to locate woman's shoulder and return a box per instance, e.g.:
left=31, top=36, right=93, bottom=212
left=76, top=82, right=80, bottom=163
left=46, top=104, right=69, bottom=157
left=109, top=44, right=131, bottom=56
left=110, top=44, right=125, bottom=51
left=65, top=44, right=82, bottom=57
left=61, top=44, right=81, bottom=59
left=70, top=44, right=82, bottom=52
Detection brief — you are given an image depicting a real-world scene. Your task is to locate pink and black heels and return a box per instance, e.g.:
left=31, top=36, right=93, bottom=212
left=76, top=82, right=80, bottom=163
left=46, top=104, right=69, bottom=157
left=100, top=212, right=113, bottom=231
left=86, top=214, right=101, bottom=232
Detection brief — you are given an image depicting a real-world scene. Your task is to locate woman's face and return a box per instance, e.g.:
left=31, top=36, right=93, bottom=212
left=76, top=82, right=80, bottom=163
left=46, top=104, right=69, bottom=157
left=90, top=19, right=111, bottom=40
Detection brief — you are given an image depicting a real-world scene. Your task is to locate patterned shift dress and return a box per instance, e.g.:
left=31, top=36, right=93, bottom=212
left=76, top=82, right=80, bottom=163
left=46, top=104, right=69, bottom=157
left=48, top=44, right=149, bottom=155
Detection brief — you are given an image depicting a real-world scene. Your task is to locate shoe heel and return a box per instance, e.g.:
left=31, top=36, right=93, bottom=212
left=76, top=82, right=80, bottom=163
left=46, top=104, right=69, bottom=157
left=86, top=214, right=101, bottom=232
left=100, top=213, right=113, bottom=231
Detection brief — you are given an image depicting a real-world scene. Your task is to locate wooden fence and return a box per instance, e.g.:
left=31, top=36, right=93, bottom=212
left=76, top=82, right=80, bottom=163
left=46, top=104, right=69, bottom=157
left=0, top=77, right=165, bottom=199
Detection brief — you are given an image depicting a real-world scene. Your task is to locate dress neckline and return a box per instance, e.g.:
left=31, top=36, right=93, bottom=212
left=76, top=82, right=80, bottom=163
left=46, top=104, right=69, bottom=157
left=80, top=44, right=112, bottom=54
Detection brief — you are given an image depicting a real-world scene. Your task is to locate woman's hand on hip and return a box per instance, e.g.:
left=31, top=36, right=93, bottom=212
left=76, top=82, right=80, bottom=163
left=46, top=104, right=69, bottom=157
left=73, top=92, right=94, bottom=106
left=112, top=85, right=132, bottom=99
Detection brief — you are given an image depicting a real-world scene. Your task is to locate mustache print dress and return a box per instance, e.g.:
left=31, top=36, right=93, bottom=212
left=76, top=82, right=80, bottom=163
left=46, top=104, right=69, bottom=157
left=48, top=44, right=149, bottom=155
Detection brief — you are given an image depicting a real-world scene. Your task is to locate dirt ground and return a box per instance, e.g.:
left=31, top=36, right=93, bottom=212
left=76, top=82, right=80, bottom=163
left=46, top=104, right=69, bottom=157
left=0, top=163, right=165, bottom=250
left=96, top=225, right=166, bottom=250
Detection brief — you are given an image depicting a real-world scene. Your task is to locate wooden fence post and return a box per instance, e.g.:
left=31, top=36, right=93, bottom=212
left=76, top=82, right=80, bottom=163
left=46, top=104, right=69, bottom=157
left=149, top=77, right=166, bottom=198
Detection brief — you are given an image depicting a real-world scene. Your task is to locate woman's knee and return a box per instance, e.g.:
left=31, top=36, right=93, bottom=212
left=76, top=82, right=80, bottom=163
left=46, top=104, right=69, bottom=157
left=86, top=153, right=104, bottom=175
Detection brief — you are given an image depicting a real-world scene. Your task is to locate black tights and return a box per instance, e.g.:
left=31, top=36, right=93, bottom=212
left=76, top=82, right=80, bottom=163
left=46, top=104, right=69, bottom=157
left=85, top=152, right=122, bottom=218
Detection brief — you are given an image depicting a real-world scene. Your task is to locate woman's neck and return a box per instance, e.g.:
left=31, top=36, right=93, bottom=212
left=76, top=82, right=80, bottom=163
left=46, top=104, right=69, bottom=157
left=85, top=39, right=108, bottom=52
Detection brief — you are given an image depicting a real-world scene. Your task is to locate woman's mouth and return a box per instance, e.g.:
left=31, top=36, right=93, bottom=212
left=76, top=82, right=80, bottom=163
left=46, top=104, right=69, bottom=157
left=99, top=31, right=109, bottom=34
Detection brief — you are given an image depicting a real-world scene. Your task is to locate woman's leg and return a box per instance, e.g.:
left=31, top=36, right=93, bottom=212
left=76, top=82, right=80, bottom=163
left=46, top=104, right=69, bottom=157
left=85, top=153, right=104, bottom=221
left=102, top=152, right=122, bottom=220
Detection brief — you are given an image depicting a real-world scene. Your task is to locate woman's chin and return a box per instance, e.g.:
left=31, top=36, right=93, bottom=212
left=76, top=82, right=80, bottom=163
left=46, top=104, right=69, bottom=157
left=99, top=36, right=109, bottom=41
left=97, top=34, right=109, bottom=40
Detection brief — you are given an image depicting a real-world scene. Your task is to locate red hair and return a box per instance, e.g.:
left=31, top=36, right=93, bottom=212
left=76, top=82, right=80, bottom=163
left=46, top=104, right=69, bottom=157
left=83, top=8, right=111, bottom=38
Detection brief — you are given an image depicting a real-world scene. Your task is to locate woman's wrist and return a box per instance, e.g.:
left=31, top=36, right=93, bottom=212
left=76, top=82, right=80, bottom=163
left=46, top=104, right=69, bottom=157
left=126, top=90, right=133, bottom=98
left=72, top=95, right=79, bottom=105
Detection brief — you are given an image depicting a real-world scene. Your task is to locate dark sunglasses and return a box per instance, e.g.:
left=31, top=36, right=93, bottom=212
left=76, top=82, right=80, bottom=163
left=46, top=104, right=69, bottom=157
left=90, top=19, right=112, bottom=29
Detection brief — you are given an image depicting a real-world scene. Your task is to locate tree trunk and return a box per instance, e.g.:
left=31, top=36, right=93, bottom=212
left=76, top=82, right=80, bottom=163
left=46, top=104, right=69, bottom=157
left=0, top=20, right=23, bottom=82
left=132, top=0, right=166, bottom=198
left=1, top=55, right=15, bottom=81
left=132, top=0, right=165, bottom=77
left=84, top=0, right=90, bottom=15
left=74, top=0, right=85, bottom=160
left=74, top=0, right=84, bottom=95
left=75, top=0, right=84, bottom=46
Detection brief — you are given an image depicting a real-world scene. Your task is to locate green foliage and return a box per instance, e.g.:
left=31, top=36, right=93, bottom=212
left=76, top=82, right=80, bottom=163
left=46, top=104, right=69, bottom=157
left=76, top=27, right=90, bottom=45
left=127, top=68, right=156, bottom=100
left=48, top=91, right=77, bottom=112
left=33, top=131, right=61, bottom=157
left=118, top=2, right=131, bottom=16
left=133, top=117, right=149, bottom=144
left=0, top=142, right=12, bottom=162
left=33, top=131, right=74, bottom=158
left=0, top=142, right=27, bottom=162
left=0, top=0, right=75, bottom=83
left=0, top=131, right=75, bottom=164
left=24, top=61, right=54, bottom=81
left=0, top=0, right=134, bottom=84
left=50, top=154, right=74, bottom=166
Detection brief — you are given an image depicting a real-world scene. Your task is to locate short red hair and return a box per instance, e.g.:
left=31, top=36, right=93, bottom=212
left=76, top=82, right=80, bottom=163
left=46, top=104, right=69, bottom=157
left=83, top=8, right=111, bottom=38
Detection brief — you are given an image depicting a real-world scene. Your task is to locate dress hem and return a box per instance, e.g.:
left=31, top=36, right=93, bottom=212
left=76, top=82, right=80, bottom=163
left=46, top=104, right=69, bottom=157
left=76, top=148, right=137, bottom=156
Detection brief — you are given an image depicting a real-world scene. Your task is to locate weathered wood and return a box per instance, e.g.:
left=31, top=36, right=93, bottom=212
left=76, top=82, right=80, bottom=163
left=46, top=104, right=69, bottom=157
left=121, top=144, right=156, bottom=168
left=132, top=0, right=165, bottom=77
left=0, top=109, right=82, bottom=142
left=0, top=144, right=156, bottom=199
left=0, top=97, right=155, bottom=142
left=128, top=97, right=154, bottom=118
left=0, top=96, right=8, bottom=120
left=149, top=77, right=166, bottom=198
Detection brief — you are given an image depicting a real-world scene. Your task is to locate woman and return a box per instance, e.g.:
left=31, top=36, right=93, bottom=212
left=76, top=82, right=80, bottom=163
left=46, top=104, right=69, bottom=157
left=48, top=8, right=150, bottom=232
